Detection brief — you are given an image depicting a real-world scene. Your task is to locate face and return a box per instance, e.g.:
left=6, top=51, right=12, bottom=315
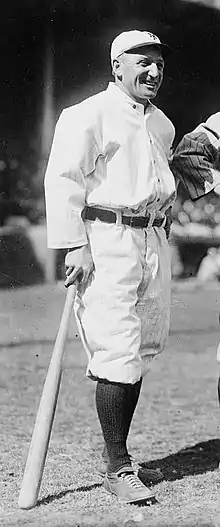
left=113, top=45, right=164, bottom=104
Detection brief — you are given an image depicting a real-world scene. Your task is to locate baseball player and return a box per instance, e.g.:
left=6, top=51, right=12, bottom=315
left=171, top=112, right=220, bottom=408
left=44, top=30, right=176, bottom=504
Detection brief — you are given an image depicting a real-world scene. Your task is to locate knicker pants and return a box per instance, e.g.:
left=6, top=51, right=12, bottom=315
left=74, top=219, right=171, bottom=384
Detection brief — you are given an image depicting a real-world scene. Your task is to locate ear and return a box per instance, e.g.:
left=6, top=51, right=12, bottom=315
left=112, top=58, right=123, bottom=79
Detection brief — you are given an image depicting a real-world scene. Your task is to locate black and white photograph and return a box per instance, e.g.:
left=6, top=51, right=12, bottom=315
left=1, top=1, right=220, bottom=525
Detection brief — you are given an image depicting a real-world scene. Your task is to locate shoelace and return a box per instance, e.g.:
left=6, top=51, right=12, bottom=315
left=120, top=472, right=144, bottom=489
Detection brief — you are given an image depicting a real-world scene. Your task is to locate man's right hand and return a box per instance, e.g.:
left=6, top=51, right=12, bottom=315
left=64, top=245, right=94, bottom=288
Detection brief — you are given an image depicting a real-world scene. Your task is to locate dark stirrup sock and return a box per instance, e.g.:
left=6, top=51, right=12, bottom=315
left=96, top=378, right=142, bottom=473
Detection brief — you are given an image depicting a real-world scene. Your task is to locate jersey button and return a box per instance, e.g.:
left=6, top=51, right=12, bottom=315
left=132, top=104, right=136, bottom=109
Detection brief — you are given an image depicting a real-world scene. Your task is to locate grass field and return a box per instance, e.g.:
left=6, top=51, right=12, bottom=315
left=1, top=280, right=220, bottom=527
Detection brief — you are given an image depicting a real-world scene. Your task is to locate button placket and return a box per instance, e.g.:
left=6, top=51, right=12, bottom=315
left=149, top=135, right=161, bottom=204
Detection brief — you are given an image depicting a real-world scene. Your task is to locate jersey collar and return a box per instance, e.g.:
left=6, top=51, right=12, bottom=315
left=106, top=82, right=155, bottom=116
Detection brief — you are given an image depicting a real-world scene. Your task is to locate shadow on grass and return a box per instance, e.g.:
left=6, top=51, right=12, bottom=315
left=37, top=482, right=159, bottom=509
left=37, top=482, right=103, bottom=507
left=37, top=439, right=220, bottom=507
left=139, top=438, right=220, bottom=485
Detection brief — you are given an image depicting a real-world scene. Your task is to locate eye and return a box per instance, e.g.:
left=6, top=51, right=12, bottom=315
left=140, top=61, right=150, bottom=67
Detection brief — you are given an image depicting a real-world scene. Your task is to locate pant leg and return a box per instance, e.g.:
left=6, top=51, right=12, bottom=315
left=137, top=226, right=171, bottom=376
left=74, top=221, right=171, bottom=383
left=74, top=220, right=145, bottom=384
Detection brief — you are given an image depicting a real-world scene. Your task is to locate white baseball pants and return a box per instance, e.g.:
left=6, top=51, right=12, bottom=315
left=74, top=218, right=171, bottom=384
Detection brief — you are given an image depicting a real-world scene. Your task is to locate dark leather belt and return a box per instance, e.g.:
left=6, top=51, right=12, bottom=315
left=81, top=206, right=164, bottom=229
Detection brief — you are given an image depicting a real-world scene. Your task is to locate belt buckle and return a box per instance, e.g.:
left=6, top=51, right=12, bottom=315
left=128, top=215, right=135, bottom=227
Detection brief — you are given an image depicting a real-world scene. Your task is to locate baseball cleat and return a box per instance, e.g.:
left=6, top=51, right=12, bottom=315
left=98, top=457, right=163, bottom=484
left=103, top=466, right=156, bottom=504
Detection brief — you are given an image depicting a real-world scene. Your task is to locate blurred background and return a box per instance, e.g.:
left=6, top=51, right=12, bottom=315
left=1, top=0, right=220, bottom=287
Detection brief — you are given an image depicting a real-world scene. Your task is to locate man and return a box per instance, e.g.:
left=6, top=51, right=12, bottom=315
left=44, top=30, right=176, bottom=504
left=171, top=112, right=220, bottom=406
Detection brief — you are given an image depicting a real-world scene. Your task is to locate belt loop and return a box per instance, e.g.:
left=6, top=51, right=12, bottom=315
left=115, top=209, right=122, bottom=226
left=147, top=210, right=156, bottom=228
left=161, top=215, right=166, bottom=228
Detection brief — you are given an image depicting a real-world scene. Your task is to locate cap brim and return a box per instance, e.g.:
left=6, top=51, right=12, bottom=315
left=123, top=41, right=172, bottom=58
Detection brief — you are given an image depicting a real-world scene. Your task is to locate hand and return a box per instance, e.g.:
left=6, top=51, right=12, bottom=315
left=64, top=245, right=94, bottom=288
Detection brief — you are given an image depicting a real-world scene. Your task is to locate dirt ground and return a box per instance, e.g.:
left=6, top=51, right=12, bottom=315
left=1, top=280, right=220, bottom=527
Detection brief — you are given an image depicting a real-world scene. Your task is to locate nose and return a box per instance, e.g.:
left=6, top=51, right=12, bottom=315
left=147, top=63, right=159, bottom=78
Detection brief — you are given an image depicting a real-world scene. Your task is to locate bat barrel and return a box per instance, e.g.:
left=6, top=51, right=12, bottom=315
left=18, top=283, right=78, bottom=509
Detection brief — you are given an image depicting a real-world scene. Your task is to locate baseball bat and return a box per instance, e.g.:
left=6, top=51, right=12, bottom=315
left=18, top=282, right=78, bottom=509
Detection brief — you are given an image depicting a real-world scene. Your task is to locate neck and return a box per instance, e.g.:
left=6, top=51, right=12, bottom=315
left=115, top=80, right=149, bottom=110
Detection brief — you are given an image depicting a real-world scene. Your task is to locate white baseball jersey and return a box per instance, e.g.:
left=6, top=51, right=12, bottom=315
left=45, top=82, right=176, bottom=249
left=44, top=82, right=176, bottom=383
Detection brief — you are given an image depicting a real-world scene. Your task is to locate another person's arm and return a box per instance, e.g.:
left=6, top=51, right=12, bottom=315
left=171, top=118, right=220, bottom=200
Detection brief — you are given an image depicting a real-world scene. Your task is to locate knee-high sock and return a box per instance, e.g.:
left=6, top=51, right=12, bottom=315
left=96, top=378, right=142, bottom=473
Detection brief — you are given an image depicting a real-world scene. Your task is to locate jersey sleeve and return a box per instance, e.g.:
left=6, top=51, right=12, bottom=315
left=171, top=126, right=220, bottom=200
left=44, top=106, right=100, bottom=249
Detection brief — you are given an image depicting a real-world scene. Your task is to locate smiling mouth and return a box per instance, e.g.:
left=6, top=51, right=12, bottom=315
left=140, top=80, right=157, bottom=88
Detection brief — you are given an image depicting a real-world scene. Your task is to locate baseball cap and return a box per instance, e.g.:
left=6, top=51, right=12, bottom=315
left=111, top=30, right=169, bottom=63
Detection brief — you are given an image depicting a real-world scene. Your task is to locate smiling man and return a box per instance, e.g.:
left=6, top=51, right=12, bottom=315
left=44, top=30, right=176, bottom=504
left=112, top=44, right=164, bottom=104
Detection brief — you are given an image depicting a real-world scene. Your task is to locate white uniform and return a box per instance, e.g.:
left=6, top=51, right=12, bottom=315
left=45, top=82, right=176, bottom=384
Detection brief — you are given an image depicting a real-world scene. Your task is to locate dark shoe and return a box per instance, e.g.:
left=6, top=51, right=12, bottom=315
left=104, top=466, right=156, bottom=504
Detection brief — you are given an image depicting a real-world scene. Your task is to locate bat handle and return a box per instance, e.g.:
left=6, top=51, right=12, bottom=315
left=48, top=282, right=78, bottom=353
left=65, top=281, right=79, bottom=302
